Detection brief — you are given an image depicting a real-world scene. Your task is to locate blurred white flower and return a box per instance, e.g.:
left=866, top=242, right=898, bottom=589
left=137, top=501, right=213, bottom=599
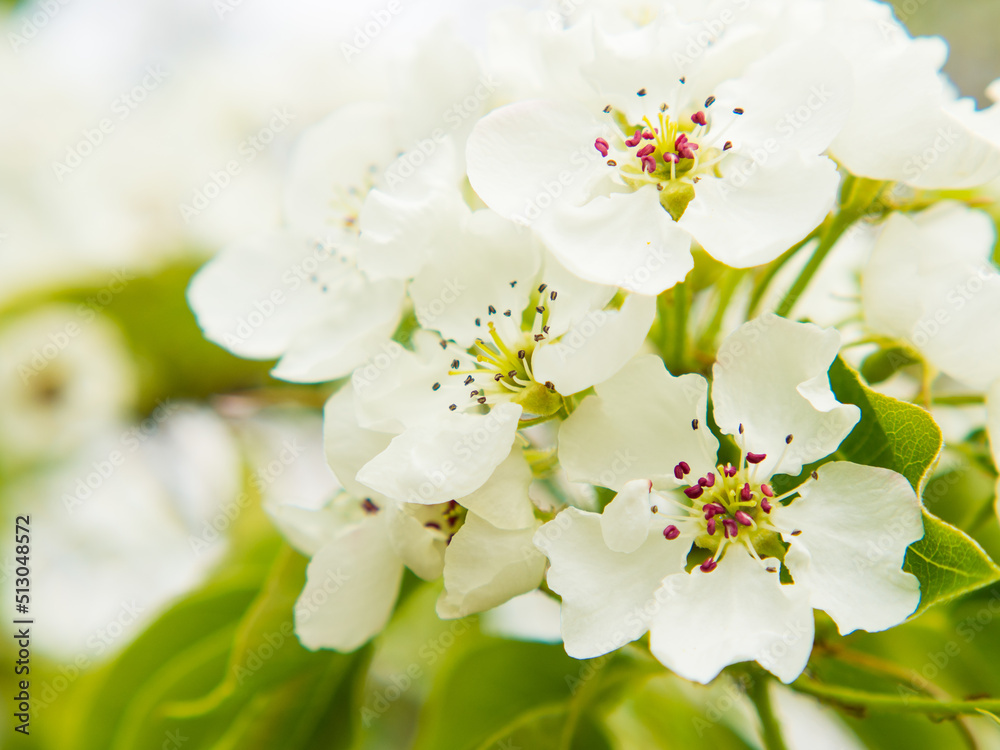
left=0, top=305, right=136, bottom=468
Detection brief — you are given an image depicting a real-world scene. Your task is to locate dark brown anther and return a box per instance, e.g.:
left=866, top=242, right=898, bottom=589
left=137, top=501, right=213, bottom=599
left=432, top=382, right=441, bottom=391
left=791, top=529, right=802, bottom=536
left=538, top=284, right=547, bottom=293
left=475, top=318, right=481, bottom=326
left=811, top=471, right=819, bottom=480
left=510, top=281, right=517, bottom=287
left=536, top=306, right=545, bottom=314
left=637, top=88, right=647, bottom=96
left=705, top=95, right=716, bottom=107
left=449, top=404, right=457, bottom=411
left=451, top=359, right=460, bottom=369
left=607, top=159, right=617, bottom=166
left=518, top=349, right=526, bottom=359
left=488, top=305, right=496, bottom=315
left=692, top=419, right=699, bottom=430
left=545, top=381, right=555, bottom=390
left=504, top=309, right=512, bottom=316
left=494, top=373, right=503, bottom=381
left=471, top=390, right=479, bottom=397
left=603, top=105, right=612, bottom=113
left=477, top=397, right=487, bottom=404
left=464, top=375, right=473, bottom=385
left=723, top=141, right=733, bottom=150
left=543, top=325, right=550, bottom=334
left=733, top=107, right=744, bottom=115
left=508, top=370, right=517, bottom=378
left=534, top=334, right=545, bottom=341
left=550, top=291, right=557, bottom=300
left=439, top=340, right=447, bottom=349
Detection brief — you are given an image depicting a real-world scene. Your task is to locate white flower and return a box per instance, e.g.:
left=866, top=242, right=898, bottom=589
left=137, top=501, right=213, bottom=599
left=351, top=240, right=655, bottom=506
left=862, top=202, right=1000, bottom=391
left=466, top=22, right=851, bottom=293
left=0, top=305, right=136, bottom=468
left=189, top=28, right=495, bottom=382
left=820, top=0, right=1000, bottom=188
left=536, top=315, right=923, bottom=683
left=284, top=382, right=545, bottom=651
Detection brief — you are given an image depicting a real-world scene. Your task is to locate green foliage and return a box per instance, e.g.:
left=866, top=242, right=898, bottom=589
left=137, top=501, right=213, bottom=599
left=904, top=513, right=1000, bottom=617
left=828, top=357, right=942, bottom=493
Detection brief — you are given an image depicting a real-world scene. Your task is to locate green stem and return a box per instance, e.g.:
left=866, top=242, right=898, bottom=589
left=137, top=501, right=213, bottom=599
left=790, top=675, right=1000, bottom=717
left=698, top=268, right=745, bottom=352
left=748, top=672, right=791, bottom=750
left=774, top=177, right=886, bottom=319
left=746, top=228, right=823, bottom=319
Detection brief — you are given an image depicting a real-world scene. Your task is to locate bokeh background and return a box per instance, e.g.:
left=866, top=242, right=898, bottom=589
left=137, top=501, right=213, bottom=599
left=1, top=1, right=999, bottom=748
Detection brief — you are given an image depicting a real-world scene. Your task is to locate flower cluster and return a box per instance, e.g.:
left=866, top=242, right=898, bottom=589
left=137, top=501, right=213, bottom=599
left=190, top=0, right=1000, bottom=685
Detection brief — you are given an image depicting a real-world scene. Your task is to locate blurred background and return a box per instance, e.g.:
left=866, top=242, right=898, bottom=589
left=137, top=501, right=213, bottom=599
left=1, top=0, right=999, bottom=748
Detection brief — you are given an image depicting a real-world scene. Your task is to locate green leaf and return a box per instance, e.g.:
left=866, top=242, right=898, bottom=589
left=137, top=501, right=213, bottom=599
left=812, top=360, right=1000, bottom=616
left=904, top=512, right=1000, bottom=617
left=411, top=635, right=647, bottom=750
left=827, top=357, right=943, bottom=493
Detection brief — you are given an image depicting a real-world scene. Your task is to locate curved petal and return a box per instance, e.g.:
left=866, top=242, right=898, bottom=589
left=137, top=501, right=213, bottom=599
left=409, top=208, right=543, bottom=347
left=436, top=513, right=546, bottom=619
left=537, top=187, right=695, bottom=295
left=458, top=446, right=536, bottom=531
left=284, top=101, right=399, bottom=237
left=559, top=355, right=719, bottom=491
left=294, top=514, right=403, bottom=652
left=648, top=550, right=814, bottom=684
left=600, top=479, right=655, bottom=554
left=780, top=462, right=922, bottom=635
left=680, top=152, right=840, bottom=268
left=534, top=508, right=689, bottom=659
left=532, top=292, right=656, bottom=395
left=466, top=99, right=606, bottom=221
left=355, top=403, right=523, bottom=504
left=322, top=385, right=394, bottom=500
left=712, top=315, right=860, bottom=477
left=712, top=39, right=853, bottom=154
left=384, top=501, right=447, bottom=581
left=538, top=251, right=617, bottom=340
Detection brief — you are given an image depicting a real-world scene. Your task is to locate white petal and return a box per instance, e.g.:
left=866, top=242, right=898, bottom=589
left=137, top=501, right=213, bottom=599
left=712, top=39, right=853, bottom=153
left=780, top=462, right=922, bottom=634
left=323, top=385, right=393, bottom=499
left=537, top=187, right=695, bottom=295
left=534, top=508, right=689, bottom=658
left=458, top=446, right=536, bottom=530
left=649, top=551, right=814, bottom=684
left=271, top=276, right=405, bottom=383
left=712, top=315, right=860, bottom=477
left=384, top=502, right=446, bottom=581
left=601, top=479, right=655, bottom=554
left=680, top=153, right=840, bottom=268
left=466, top=99, right=606, bottom=221
left=284, top=102, right=398, bottom=237
left=436, top=513, right=546, bottom=619
left=532, top=293, right=656, bottom=395
left=559, top=355, right=719, bottom=491
left=409, top=208, right=542, bottom=347
left=294, top=514, right=403, bottom=652
left=537, top=251, right=617, bottom=339
left=355, top=403, right=522, bottom=504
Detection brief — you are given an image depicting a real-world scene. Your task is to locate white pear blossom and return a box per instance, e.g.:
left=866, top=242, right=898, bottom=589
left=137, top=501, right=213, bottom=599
left=862, top=202, right=1000, bottom=391
left=819, top=0, right=1000, bottom=189
left=281, top=382, right=545, bottom=651
left=536, top=315, right=923, bottom=683
left=351, top=243, right=655, bottom=506
left=188, top=27, right=496, bottom=382
left=467, top=14, right=851, bottom=294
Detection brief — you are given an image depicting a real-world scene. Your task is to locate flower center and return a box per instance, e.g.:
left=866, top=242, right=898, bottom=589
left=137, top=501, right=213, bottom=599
left=595, top=87, right=742, bottom=220
left=658, top=429, right=798, bottom=573
left=445, top=284, right=563, bottom=419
